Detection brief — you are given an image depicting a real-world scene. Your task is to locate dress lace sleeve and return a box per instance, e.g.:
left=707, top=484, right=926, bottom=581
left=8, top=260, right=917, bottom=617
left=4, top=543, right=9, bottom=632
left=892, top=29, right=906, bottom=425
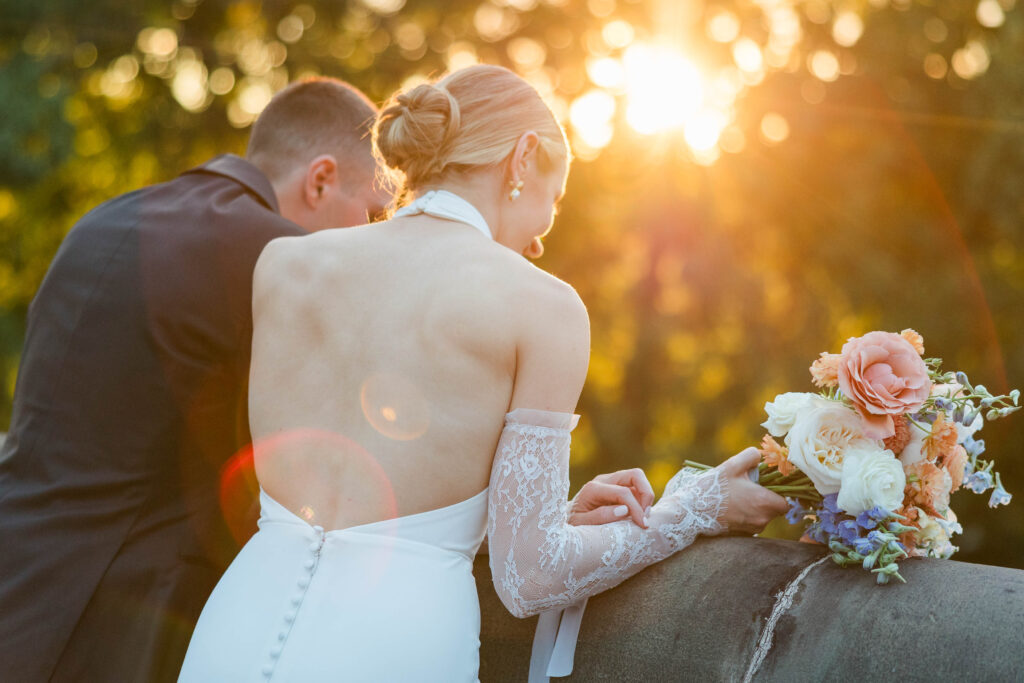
left=487, top=408, right=729, bottom=619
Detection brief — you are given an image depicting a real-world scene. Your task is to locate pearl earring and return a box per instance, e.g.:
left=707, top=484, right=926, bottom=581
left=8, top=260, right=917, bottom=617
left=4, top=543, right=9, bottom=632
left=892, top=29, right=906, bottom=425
left=508, top=180, right=524, bottom=201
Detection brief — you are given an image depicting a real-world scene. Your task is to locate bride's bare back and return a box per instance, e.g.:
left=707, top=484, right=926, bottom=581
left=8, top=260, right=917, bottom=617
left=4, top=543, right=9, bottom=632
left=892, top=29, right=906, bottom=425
left=249, top=215, right=586, bottom=529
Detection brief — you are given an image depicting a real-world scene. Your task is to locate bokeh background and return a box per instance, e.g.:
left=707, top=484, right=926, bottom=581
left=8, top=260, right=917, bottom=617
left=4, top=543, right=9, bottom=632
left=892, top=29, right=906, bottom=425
left=2, top=0, right=1022, bottom=568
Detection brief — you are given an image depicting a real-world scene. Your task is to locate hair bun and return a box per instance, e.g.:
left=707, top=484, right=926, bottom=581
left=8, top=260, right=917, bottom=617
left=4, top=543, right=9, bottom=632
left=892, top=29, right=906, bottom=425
left=375, top=83, right=461, bottom=188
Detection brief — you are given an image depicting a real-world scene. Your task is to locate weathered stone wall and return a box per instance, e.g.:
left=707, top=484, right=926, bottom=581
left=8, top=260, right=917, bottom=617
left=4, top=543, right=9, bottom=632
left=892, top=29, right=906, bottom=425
left=476, top=536, right=1024, bottom=682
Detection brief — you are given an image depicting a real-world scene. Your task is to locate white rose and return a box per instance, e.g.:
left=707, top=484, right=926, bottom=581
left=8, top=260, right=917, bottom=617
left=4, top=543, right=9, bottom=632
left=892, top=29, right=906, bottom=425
left=785, top=397, right=879, bottom=495
left=762, top=392, right=816, bottom=438
left=836, top=445, right=906, bottom=515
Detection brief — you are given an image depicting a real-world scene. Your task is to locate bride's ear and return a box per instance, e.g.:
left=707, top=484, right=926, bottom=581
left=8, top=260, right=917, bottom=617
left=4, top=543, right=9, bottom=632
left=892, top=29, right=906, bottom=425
left=303, top=154, right=340, bottom=208
left=506, top=131, right=540, bottom=185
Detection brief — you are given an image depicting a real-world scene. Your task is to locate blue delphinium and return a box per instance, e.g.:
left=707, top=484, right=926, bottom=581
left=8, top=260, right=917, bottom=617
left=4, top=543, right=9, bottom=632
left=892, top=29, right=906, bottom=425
left=817, top=494, right=841, bottom=535
left=855, top=506, right=888, bottom=530
left=989, top=473, right=1012, bottom=508
left=838, top=519, right=860, bottom=545
left=966, top=470, right=994, bottom=494
left=806, top=523, right=828, bottom=545
left=963, top=435, right=986, bottom=458
left=785, top=498, right=808, bottom=525
left=852, top=536, right=875, bottom=556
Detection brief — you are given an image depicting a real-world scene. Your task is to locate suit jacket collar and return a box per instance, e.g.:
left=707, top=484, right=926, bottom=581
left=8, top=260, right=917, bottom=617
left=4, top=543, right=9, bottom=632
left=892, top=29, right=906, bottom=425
left=185, top=154, right=280, bottom=213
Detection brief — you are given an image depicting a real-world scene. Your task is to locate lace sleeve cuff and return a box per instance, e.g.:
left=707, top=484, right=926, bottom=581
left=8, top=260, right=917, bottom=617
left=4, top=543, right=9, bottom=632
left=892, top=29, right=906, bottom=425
left=504, top=408, right=580, bottom=432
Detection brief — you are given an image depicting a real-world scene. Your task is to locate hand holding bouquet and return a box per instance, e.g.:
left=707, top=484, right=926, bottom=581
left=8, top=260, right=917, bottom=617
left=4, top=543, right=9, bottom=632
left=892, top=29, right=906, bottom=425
left=688, top=329, right=1019, bottom=584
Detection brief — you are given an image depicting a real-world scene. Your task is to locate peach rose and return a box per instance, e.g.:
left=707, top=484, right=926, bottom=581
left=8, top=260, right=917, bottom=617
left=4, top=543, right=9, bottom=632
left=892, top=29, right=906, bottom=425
left=810, top=352, right=841, bottom=388
left=837, top=331, right=932, bottom=440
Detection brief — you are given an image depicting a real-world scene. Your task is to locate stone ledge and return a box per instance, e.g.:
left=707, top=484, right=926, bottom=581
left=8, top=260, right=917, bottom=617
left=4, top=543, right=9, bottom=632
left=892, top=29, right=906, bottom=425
left=476, top=536, right=1024, bottom=681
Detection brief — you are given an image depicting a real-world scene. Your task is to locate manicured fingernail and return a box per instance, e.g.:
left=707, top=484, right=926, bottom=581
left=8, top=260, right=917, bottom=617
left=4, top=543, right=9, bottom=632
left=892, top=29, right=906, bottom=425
left=614, top=505, right=629, bottom=517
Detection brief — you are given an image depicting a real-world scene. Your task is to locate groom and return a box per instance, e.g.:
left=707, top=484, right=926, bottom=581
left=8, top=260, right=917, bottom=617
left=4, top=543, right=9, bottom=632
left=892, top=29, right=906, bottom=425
left=0, top=78, right=388, bottom=682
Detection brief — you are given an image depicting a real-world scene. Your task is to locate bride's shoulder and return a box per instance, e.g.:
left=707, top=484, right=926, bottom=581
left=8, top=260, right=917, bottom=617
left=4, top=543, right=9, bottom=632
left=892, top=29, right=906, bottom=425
left=495, top=256, right=588, bottom=336
left=517, top=259, right=585, bottom=315
left=254, top=234, right=306, bottom=284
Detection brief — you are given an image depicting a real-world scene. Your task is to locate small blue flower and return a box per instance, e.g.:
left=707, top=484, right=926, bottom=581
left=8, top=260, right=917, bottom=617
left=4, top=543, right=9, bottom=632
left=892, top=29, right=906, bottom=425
left=853, top=537, right=875, bottom=556
left=866, top=529, right=892, bottom=547
left=989, top=477, right=1012, bottom=508
left=817, top=509, right=839, bottom=535
left=855, top=511, right=878, bottom=530
left=806, top=522, right=828, bottom=545
left=817, top=497, right=841, bottom=534
left=785, top=498, right=808, bottom=525
left=962, top=458, right=976, bottom=478
left=855, top=506, right=889, bottom=530
left=964, top=437, right=986, bottom=458
left=966, top=470, right=994, bottom=494
left=838, top=519, right=860, bottom=545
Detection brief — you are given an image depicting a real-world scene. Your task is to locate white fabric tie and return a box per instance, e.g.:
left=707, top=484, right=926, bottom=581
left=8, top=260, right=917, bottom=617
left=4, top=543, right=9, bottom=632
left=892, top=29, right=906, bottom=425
left=393, top=189, right=493, bottom=240
left=528, top=599, right=588, bottom=682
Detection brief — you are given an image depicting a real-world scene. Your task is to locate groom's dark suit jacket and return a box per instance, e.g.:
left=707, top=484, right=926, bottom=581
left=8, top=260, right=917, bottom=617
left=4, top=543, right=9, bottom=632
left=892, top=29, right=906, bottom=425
left=0, top=155, right=304, bottom=682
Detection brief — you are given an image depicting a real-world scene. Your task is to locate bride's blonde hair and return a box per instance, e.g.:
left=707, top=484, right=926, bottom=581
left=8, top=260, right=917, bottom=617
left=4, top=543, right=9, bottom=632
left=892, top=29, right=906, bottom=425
left=374, top=65, right=569, bottom=208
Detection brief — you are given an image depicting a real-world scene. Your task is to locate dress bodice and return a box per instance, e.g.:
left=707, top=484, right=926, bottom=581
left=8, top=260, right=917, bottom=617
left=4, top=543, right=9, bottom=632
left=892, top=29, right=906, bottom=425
left=258, top=487, right=488, bottom=562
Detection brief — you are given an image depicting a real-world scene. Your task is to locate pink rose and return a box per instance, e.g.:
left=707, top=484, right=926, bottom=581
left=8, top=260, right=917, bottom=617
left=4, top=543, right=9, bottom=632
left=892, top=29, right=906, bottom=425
left=837, top=331, right=932, bottom=439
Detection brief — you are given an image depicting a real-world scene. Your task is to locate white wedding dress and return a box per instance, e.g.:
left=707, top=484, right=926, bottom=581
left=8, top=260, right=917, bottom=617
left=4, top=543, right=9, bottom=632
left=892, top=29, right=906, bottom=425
left=178, top=192, right=728, bottom=682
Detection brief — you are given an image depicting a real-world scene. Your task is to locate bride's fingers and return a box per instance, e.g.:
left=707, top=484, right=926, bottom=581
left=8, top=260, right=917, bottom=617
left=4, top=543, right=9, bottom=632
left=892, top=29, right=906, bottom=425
left=593, top=469, right=655, bottom=511
left=577, top=481, right=646, bottom=527
left=570, top=505, right=638, bottom=526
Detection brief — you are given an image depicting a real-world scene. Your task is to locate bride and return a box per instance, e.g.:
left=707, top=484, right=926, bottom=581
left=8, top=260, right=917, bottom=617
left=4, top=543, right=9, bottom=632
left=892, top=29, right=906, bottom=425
left=179, top=65, right=787, bottom=681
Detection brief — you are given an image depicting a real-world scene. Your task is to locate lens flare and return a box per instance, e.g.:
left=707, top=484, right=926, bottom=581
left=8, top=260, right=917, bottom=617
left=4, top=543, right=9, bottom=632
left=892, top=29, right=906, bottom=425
left=219, top=428, right=399, bottom=542
left=360, top=372, right=430, bottom=441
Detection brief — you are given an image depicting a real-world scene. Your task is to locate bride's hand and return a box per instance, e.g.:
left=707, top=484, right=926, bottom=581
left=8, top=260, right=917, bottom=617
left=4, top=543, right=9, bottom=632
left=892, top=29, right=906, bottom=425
left=716, top=447, right=790, bottom=534
left=568, top=469, right=655, bottom=528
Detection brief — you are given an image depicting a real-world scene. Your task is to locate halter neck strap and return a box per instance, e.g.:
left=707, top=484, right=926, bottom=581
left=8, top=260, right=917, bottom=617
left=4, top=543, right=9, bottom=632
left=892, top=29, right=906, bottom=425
left=393, top=190, right=494, bottom=240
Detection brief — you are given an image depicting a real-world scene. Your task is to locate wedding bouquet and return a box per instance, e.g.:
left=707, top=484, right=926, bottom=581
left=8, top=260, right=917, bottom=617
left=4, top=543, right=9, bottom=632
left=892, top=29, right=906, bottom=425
left=688, top=329, right=1019, bottom=584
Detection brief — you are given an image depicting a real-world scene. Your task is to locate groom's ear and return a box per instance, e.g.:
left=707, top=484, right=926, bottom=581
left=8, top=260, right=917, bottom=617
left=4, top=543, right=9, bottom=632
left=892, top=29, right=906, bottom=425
left=303, top=155, right=340, bottom=207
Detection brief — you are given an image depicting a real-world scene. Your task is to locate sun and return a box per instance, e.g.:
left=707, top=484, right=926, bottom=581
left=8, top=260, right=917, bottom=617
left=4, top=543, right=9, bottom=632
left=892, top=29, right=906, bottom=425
left=569, top=40, right=734, bottom=162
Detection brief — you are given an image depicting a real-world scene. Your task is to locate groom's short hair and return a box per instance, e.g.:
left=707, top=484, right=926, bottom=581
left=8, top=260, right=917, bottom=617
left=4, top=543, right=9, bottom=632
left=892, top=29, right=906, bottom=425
left=246, top=78, right=378, bottom=183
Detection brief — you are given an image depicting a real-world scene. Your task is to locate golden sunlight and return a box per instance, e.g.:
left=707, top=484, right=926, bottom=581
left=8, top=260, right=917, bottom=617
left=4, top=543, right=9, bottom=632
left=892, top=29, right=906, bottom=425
left=622, top=43, right=704, bottom=135
left=571, top=38, right=741, bottom=161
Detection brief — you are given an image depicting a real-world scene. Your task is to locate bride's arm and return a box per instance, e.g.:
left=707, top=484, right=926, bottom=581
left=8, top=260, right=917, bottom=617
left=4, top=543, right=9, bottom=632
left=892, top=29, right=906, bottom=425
left=488, top=274, right=785, bottom=618
left=487, top=409, right=728, bottom=618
